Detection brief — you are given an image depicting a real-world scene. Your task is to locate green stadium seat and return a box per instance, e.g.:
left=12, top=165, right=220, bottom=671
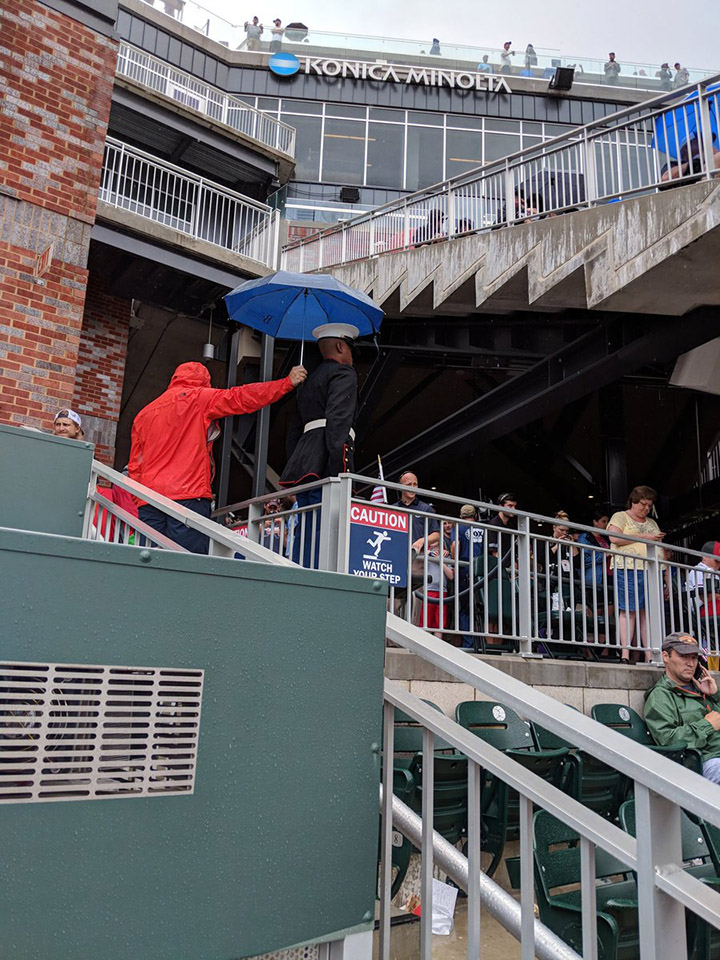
left=456, top=700, right=568, bottom=876
left=591, top=702, right=704, bottom=779
left=533, top=717, right=625, bottom=821
left=619, top=799, right=720, bottom=959
left=534, top=809, right=639, bottom=960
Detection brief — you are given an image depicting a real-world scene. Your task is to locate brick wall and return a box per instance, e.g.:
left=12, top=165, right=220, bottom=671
left=72, top=276, right=131, bottom=465
left=0, top=0, right=117, bottom=433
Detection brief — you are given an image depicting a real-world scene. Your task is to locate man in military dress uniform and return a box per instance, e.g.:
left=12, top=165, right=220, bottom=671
left=280, top=322, right=359, bottom=565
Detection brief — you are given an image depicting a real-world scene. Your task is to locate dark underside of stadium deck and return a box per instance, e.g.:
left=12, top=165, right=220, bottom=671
left=109, top=247, right=720, bottom=540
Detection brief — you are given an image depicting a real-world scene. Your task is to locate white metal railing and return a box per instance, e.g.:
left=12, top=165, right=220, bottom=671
left=116, top=42, right=296, bottom=157
left=217, top=474, right=720, bottom=664
left=137, top=0, right=713, bottom=94
left=82, top=458, right=720, bottom=960
left=380, top=626, right=720, bottom=960
left=282, top=74, right=720, bottom=272
left=98, top=137, right=280, bottom=269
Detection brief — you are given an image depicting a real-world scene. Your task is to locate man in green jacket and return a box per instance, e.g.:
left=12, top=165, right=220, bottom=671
left=645, top=632, right=720, bottom=782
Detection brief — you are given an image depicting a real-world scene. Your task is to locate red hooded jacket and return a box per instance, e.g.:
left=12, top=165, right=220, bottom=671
left=129, top=362, right=294, bottom=501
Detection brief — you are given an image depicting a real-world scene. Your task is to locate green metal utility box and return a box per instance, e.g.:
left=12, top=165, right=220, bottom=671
left=0, top=423, right=94, bottom=537
left=0, top=529, right=388, bottom=960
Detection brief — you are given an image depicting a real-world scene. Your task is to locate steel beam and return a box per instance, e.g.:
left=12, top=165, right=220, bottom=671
left=91, top=224, right=249, bottom=289
left=355, top=350, right=401, bottom=435
left=375, top=310, right=720, bottom=476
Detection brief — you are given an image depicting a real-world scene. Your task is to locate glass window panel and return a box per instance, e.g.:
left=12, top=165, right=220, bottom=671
left=446, top=115, right=484, bottom=130
left=445, top=129, right=483, bottom=178
left=366, top=122, right=404, bottom=189
left=522, top=134, right=543, bottom=149
left=369, top=107, right=405, bottom=122
left=485, top=118, right=521, bottom=133
left=484, top=132, right=521, bottom=162
left=281, top=99, right=322, bottom=115
left=406, top=126, right=444, bottom=190
left=325, top=103, right=367, bottom=119
left=545, top=123, right=577, bottom=136
left=408, top=110, right=443, bottom=126
left=523, top=121, right=543, bottom=134
left=257, top=97, right=279, bottom=111
left=283, top=115, right=322, bottom=180
left=322, top=117, right=366, bottom=184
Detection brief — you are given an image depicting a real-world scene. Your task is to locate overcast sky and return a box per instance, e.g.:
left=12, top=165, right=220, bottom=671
left=209, top=0, right=719, bottom=70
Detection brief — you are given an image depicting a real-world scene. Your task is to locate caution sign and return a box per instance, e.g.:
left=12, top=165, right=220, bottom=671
left=348, top=502, right=409, bottom=587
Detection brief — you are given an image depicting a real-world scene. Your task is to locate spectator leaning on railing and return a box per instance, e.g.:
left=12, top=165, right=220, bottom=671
left=486, top=492, right=518, bottom=566
left=451, top=503, right=483, bottom=649
left=394, top=471, right=440, bottom=554
left=607, top=485, right=665, bottom=664
left=645, top=632, right=720, bottom=784
left=576, top=509, right=611, bottom=589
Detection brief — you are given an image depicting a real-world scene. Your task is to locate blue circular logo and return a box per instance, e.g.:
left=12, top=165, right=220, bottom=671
left=269, top=52, right=301, bottom=77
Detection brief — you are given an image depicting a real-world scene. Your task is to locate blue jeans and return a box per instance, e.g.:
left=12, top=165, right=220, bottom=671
left=139, top=498, right=212, bottom=554
left=703, top=757, right=720, bottom=783
left=292, top=488, right=322, bottom=568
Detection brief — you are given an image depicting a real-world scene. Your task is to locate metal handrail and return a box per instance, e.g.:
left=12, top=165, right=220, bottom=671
left=282, top=72, right=720, bottom=271
left=99, top=137, right=280, bottom=269
left=219, top=473, right=720, bottom=660
left=381, top=784, right=580, bottom=960
left=116, top=41, right=296, bottom=158
left=84, top=460, right=720, bottom=958
left=86, top=462, right=295, bottom=565
left=380, top=662, right=720, bottom=960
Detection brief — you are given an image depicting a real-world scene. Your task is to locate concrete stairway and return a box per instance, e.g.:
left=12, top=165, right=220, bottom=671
left=327, top=180, right=720, bottom=318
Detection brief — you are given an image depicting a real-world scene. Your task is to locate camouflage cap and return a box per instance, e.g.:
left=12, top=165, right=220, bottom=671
left=662, top=631, right=700, bottom=655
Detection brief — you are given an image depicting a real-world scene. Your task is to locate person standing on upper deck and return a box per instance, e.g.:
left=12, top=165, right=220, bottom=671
left=673, top=62, right=690, bottom=87
left=604, top=52, right=621, bottom=85
left=244, top=16, right=263, bottom=50
left=500, top=42, right=515, bottom=74
left=269, top=19, right=284, bottom=52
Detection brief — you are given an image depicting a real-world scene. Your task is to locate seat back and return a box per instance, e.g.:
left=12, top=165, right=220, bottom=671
left=619, top=799, right=710, bottom=864
left=534, top=809, right=629, bottom=896
left=591, top=703, right=655, bottom=745
left=456, top=700, right=535, bottom=751
left=392, top=700, right=455, bottom=754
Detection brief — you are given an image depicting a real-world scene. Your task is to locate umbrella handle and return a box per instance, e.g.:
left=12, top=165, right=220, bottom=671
left=300, top=338, right=305, bottom=366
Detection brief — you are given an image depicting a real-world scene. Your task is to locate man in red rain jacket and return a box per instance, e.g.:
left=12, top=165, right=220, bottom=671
left=129, top=361, right=306, bottom=553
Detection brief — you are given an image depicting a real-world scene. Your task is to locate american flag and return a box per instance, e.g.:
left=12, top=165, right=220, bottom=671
left=371, top=455, right=387, bottom=504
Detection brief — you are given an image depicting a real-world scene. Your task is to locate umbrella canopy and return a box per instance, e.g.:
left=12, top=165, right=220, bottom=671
left=653, top=84, right=719, bottom=159
left=224, top=271, right=384, bottom=355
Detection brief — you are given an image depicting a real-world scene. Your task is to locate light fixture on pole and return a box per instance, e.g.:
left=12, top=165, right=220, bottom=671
left=203, top=306, right=215, bottom=361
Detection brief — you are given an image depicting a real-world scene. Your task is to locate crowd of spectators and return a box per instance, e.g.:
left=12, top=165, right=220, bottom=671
left=382, top=475, right=719, bottom=668
left=149, top=1, right=697, bottom=94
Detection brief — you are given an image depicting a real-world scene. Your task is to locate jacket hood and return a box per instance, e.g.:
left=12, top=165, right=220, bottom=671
left=169, top=362, right=212, bottom=389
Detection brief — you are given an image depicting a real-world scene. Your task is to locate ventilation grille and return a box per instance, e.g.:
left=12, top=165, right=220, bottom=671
left=0, top=661, right=204, bottom=804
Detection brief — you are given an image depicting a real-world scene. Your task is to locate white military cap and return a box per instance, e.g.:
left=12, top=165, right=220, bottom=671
left=312, top=323, right=359, bottom=342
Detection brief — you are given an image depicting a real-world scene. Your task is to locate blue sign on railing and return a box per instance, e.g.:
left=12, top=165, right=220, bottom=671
left=348, top=502, right=409, bottom=587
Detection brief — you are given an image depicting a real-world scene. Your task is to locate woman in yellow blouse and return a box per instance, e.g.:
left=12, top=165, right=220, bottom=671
left=607, top=485, right=665, bottom=663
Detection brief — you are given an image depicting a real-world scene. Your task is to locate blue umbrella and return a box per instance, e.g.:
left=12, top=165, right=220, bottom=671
left=653, top=83, right=718, bottom=160
left=224, top=271, right=384, bottom=363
